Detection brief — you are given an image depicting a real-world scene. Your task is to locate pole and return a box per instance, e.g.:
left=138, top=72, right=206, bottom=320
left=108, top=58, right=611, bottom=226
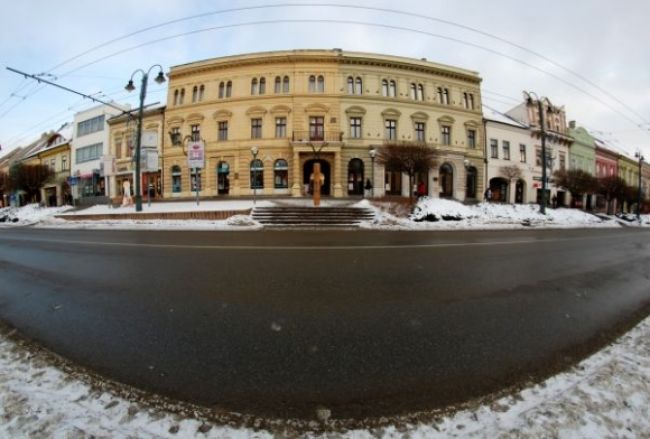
left=134, top=73, right=148, bottom=212
left=195, top=167, right=200, bottom=206
left=638, top=155, right=643, bottom=222
left=371, top=156, right=375, bottom=198
left=537, top=98, right=547, bottom=215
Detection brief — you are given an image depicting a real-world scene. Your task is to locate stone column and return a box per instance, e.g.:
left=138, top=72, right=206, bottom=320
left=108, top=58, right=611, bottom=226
left=292, top=150, right=301, bottom=197
left=333, top=151, right=343, bottom=197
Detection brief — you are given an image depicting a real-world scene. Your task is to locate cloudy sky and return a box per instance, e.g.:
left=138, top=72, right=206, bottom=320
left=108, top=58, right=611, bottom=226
left=1, top=0, right=648, bottom=159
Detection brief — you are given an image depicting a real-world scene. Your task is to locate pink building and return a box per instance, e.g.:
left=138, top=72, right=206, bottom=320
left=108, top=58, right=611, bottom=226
left=595, top=142, right=618, bottom=178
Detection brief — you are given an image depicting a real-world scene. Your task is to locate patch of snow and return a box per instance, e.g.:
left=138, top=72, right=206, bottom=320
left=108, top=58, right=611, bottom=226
left=0, top=204, right=73, bottom=227
left=0, top=314, right=648, bottom=437
left=37, top=216, right=262, bottom=231
left=61, top=200, right=273, bottom=216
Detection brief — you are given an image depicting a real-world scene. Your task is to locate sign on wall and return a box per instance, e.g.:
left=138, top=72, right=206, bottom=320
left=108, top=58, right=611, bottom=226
left=187, top=141, right=205, bottom=169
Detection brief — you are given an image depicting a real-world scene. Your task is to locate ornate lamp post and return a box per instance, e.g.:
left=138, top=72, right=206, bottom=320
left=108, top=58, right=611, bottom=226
left=635, top=151, right=645, bottom=222
left=369, top=147, right=376, bottom=198
left=524, top=91, right=551, bottom=214
left=125, top=65, right=165, bottom=212
left=251, top=146, right=259, bottom=205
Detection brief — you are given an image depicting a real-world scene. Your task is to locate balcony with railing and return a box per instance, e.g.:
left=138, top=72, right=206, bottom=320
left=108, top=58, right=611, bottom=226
left=292, top=130, right=343, bottom=143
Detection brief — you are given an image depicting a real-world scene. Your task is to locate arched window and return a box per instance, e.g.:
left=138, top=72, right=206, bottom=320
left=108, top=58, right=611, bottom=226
left=199, top=85, right=205, bottom=101
left=173, top=89, right=179, bottom=105
left=389, top=80, right=396, bottom=97
left=192, top=86, right=198, bottom=103
left=274, top=159, right=288, bottom=189
left=308, top=75, right=316, bottom=92
left=381, top=79, right=389, bottom=97
left=317, top=75, right=325, bottom=92
left=218, top=82, right=225, bottom=99
left=259, top=77, right=266, bottom=95
left=410, top=83, right=417, bottom=100
left=171, top=165, right=182, bottom=193
left=440, top=163, right=454, bottom=198
left=355, top=77, right=362, bottom=95
left=347, top=158, right=364, bottom=195
left=251, top=78, right=258, bottom=95
left=417, top=84, right=424, bottom=101
left=179, top=88, right=185, bottom=105
left=274, top=76, right=281, bottom=93
left=226, top=81, right=232, bottom=97
left=250, top=159, right=264, bottom=189
left=347, top=76, right=354, bottom=94
left=282, top=76, right=290, bottom=93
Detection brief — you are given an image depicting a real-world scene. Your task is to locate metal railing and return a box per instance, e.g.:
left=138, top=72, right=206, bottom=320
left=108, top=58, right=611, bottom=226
left=292, top=130, right=343, bottom=142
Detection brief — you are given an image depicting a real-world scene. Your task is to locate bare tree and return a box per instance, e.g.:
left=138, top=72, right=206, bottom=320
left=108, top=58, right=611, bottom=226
left=8, top=163, right=53, bottom=204
left=597, top=175, right=627, bottom=215
left=377, top=142, right=439, bottom=199
left=553, top=169, right=598, bottom=208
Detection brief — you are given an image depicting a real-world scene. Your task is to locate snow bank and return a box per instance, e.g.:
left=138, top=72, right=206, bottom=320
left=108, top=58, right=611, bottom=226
left=38, top=216, right=263, bottom=231
left=0, top=204, right=73, bottom=227
left=362, top=199, right=621, bottom=230
left=61, top=199, right=273, bottom=216
left=1, top=314, right=648, bottom=437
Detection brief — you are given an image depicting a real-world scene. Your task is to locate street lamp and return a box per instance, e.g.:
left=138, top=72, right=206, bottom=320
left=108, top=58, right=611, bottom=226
left=524, top=91, right=551, bottom=214
left=635, top=151, right=644, bottom=222
left=369, top=147, right=376, bottom=198
left=251, top=146, right=259, bottom=205
left=124, top=65, right=165, bottom=212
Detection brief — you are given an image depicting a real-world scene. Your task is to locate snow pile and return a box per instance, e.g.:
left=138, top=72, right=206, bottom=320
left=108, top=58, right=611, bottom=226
left=0, top=204, right=73, bottom=226
left=1, top=315, right=648, bottom=437
left=225, top=214, right=261, bottom=227
left=363, top=198, right=620, bottom=230
left=61, top=200, right=273, bottom=216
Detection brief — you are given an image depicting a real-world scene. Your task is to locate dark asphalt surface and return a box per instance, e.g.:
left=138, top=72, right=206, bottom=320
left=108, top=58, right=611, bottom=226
left=0, top=227, right=648, bottom=419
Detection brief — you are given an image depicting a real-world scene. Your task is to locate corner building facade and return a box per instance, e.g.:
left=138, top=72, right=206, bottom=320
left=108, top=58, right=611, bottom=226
left=162, top=49, right=485, bottom=200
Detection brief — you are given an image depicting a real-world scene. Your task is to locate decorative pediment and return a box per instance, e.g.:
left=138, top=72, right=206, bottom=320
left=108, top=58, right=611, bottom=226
left=246, top=106, right=268, bottom=116
left=345, top=105, right=367, bottom=116
left=212, top=109, right=233, bottom=120
left=464, top=119, right=479, bottom=128
left=381, top=108, right=402, bottom=118
left=186, top=113, right=205, bottom=122
left=144, top=122, right=160, bottom=130
left=410, top=111, right=429, bottom=121
left=304, top=103, right=329, bottom=114
left=270, top=105, right=292, bottom=115
left=167, top=116, right=185, bottom=126
left=437, top=115, right=455, bottom=124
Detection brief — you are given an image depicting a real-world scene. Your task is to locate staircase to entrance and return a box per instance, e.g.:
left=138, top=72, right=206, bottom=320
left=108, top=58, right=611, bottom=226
left=252, top=204, right=375, bottom=227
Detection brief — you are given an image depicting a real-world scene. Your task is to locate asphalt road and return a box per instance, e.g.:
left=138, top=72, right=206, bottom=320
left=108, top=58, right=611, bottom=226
left=0, top=227, right=648, bottom=419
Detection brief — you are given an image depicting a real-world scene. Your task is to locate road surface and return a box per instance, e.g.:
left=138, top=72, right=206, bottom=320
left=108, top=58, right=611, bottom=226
left=0, top=227, right=648, bottom=419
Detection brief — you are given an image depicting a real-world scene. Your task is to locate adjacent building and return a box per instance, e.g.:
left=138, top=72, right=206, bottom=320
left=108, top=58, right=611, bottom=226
left=36, top=123, right=73, bottom=206
left=506, top=98, right=573, bottom=206
left=161, top=49, right=485, bottom=200
left=567, top=121, right=597, bottom=209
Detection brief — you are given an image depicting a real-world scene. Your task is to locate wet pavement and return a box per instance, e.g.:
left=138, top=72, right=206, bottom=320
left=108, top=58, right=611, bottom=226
left=0, top=227, right=648, bottom=419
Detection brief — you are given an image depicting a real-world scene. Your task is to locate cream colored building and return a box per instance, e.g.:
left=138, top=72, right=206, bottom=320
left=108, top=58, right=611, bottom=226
left=162, top=49, right=485, bottom=200
left=106, top=106, right=165, bottom=201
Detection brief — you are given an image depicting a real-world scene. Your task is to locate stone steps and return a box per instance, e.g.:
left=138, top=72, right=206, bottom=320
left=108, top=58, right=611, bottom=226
left=252, top=206, right=375, bottom=227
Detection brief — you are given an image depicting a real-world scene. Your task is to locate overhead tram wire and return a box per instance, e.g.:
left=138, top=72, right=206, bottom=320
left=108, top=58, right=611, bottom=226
left=37, top=3, right=649, bottom=127
left=1, top=3, right=646, bottom=128
left=51, top=18, right=650, bottom=135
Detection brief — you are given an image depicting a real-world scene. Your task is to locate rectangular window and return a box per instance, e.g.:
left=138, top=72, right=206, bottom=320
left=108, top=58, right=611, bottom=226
left=350, top=117, right=362, bottom=139
left=385, top=119, right=397, bottom=141
left=251, top=118, right=262, bottom=139
left=309, top=116, right=324, bottom=141
left=61, top=155, right=68, bottom=171
left=114, top=138, right=122, bottom=159
left=275, top=117, right=287, bottom=138
left=490, top=139, right=498, bottom=159
left=170, top=127, right=181, bottom=145
left=502, top=141, right=510, bottom=160
left=77, top=115, right=105, bottom=137
left=190, top=124, right=200, bottom=142
left=415, top=122, right=426, bottom=142
left=218, top=121, right=228, bottom=141
left=441, top=125, right=451, bottom=145
left=536, top=148, right=542, bottom=167
left=50, top=158, right=56, bottom=171
left=467, top=129, right=476, bottom=148
left=559, top=153, right=566, bottom=170
left=75, top=143, right=103, bottom=164
left=520, top=144, right=527, bottom=163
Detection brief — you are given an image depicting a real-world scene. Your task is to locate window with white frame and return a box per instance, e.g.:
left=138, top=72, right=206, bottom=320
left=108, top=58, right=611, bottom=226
left=520, top=144, right=527, bottom=163
left=251, top=118, right=262, bottom=139
left=415, top=122, right=426, bottom=142
left=467, top=129, right=476, bottom=148
left=275, top=117, right=287, bottom=138
left=490, top=139, right=499, bottom=158
left=350, top=117, right=362, bottom=139
left=441, top=125, right=451, bottom=145
left=502, top=141, right=511, bottom=160
left=385, top=119, right=397, bottom=140
left=218, top=121, right=228, bottom=141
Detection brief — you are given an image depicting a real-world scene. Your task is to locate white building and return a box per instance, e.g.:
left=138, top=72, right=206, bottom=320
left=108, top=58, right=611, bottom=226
left=484, top=106, right=536, bottom=203
left=70, top=103, right=129, bottom=202
left=505, top=98, right=573, bottom=207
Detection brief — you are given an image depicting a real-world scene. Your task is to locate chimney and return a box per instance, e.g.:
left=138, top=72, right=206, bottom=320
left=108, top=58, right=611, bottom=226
left=569, top=120, right=576, bottom=129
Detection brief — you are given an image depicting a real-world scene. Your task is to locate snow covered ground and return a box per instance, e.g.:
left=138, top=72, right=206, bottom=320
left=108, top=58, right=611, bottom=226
left=0, top=204, right=73, bottom=227
left=60, top=199, right=274, bottom=216
left=1, top=315, right=648, bottom=437
left=362, top=198, right=624, bottom=230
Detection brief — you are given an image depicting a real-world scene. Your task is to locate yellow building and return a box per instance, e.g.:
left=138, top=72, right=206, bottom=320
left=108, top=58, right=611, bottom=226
left=106, top=106, right=165, bottom=201
left=161, top=49, right=485, bottom=199
left=37, top=127, right=72, bottom=206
